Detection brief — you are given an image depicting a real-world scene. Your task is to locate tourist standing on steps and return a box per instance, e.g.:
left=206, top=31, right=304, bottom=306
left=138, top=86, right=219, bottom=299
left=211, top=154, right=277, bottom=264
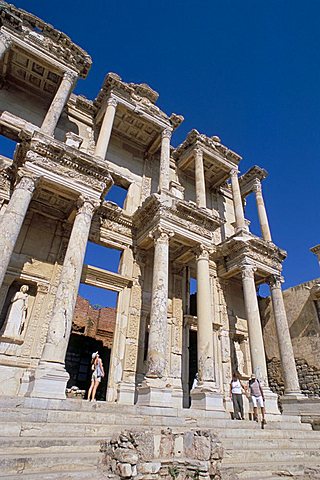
left=230, top=372, right=247, bottom=420
left=87, top=351, right=104, bottom=401
left=248, top=373, right=266, bottom=426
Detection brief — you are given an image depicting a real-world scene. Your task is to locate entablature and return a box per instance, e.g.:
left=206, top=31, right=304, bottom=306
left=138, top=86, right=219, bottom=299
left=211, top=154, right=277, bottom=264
left=81, top=264, right=132, bottom=292
left=15, top=131, right=113, bottom=199
left=239, top=165, right=268, bottom=197
left=133, top=193, right=223, bottom=251
left=215, top=231, right=287, bottom=284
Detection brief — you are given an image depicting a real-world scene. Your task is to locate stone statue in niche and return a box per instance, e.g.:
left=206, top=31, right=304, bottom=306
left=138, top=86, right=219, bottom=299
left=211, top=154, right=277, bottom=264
left=2, top=285, right=29, bottom=338
left=234, top=341, right=245, bottom=376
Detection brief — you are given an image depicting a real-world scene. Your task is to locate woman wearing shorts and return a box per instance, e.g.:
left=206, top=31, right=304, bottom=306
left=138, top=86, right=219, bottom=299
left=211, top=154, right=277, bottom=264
left=87, top=351, right=104, bottom=401
left=248, top=373, right=266, bottom=426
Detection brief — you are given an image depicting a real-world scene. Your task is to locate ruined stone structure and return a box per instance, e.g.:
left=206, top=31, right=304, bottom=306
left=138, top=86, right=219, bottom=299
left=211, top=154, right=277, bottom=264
left=0, top=3, right=319, bottom=479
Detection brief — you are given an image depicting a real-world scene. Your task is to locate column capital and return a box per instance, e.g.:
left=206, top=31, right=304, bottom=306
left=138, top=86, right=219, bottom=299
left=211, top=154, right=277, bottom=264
left=240, top=263, right=256, bottom=280
left=252, top=178, right=262, bottom=193
left=194, top=244, right=212, bottom=261
left=162, top=128, right=172, bottom=140
left=63, top=70, right=77, bottom=84
left=230, top=168, right=239, bottom=177
left=194, top=146, right=203, bottom=158
left=107, top=96, right=118, bottom=108
left=15, top=172, right=40, bottom=193
left=149, top=225, right=174, bottom=244
left=268, top=274, right=284, bottom=289
left=0, top=31, right=12, bottom=49
left=76, top=196, right=100, bottom=216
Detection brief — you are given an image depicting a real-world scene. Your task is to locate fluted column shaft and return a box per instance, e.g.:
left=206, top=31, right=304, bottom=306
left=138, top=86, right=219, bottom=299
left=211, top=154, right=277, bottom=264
left=196, top=246, right=215, bottom=382
left=269, top=275, right=301, bottom=394
left=0, top=175, right=38, bottom=289
left=230, top=169, right=246, bottom=231
left=195, top=148, right=206, bottom=208
left=253, top=179, right=272, bottom=241
left=41, top=197, right=98, bottom=364
left=241, top=264, right=268, bottom=385
left=158, top=128, right=172, bottom=191
left=0, top=31, right=12, bottom=60
left=146, top=227, right=172, bottom=378
left=95, top=97, right=117, bottom=159
left=41, top=71, right=77, bottom=136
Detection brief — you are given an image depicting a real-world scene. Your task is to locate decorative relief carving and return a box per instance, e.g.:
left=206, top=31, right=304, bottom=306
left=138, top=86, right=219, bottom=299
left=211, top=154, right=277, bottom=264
left=0, top=31, right=13, bottom=50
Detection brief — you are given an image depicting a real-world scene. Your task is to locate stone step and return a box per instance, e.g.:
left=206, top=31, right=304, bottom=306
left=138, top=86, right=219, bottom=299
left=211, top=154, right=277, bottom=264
left=0, top=452, right=101, bottom=476
left=0, top=436, right=103, bottom=455
left=1, top=469, right=105, bottom=480
left=0, top=408, right=311, bottom=432
left=223, top=447, right=320, bottom=464
left=222, top=437, right=320, bottom=450
left=221, top=462, right=320, bottom=479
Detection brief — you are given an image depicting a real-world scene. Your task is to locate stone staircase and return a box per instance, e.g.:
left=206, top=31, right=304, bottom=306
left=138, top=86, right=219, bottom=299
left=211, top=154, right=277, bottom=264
left=0, top=397, right=319, bottom=479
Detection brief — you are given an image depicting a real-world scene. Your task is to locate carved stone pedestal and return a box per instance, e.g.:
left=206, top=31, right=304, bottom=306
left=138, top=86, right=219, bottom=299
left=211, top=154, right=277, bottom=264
left=190, top=385, right=226, bottom=413
left=263, top=388, right=281, bottom=417
left=30, top=361, right=69, bottom=399
left=137, top=379, right=172, bottom=408
left=281, top=393, right=308, bottom=416
left=117, top=382, right=136, bottom=405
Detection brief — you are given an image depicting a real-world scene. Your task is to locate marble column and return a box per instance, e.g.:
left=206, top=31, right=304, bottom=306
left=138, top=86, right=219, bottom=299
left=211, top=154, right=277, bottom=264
left=0, top=174, right=38, bottom=289
left=158, top=128, right=172, bottom=192
left=268, top=275, right=301, bottom=395
left=0, top=31, right=12, bottom=60
left=41, top=71, right=77, bottom=136
left=196, top=247, right=215, bottom=382
left=241, top=264, right=268, bottom=385
left=194, top=147, right=206, bottom=208
left=253, top=179, right=272, bottom=241
left=94, top=97, right=117, bottom=159
left=191, top=246, right=225, bottom=412
left=137, top=226, right=173, bottom=407
left=31, top=197, right=98, bottom=399
left=230, top=169, right=247, bottom=231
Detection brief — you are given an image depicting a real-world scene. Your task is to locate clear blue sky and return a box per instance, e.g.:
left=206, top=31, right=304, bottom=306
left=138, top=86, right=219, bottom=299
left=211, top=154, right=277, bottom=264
left=2, top=0, right=320, bottom=305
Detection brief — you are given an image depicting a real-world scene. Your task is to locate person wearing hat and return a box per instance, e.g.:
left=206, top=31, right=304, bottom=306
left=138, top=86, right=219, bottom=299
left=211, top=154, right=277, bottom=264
left=87, top=351, right=105, bottom=401
left=248, top=373, right=266, bottom=426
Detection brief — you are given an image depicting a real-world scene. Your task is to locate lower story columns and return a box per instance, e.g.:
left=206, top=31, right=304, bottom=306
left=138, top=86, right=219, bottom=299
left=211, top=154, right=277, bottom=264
left=241, top=264, right=279, bottom=415
left=137, top=226, right=173, bottom=407
left=30, top=197, right=98, bottom=399
left=190, top=246, right=225, bottom=413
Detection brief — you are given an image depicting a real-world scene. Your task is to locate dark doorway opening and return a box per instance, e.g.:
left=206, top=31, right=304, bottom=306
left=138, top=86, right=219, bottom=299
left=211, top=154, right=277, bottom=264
left=188, top=329, right=198, bottom=405
left=65, top=333, right=110, bottom=401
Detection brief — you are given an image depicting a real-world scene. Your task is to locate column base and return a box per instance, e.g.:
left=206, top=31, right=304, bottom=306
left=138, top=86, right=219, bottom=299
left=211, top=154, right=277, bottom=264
left=190, top=384, right=226, bottom=412
left=117, top=382, right=136, bottom=405
left=281, top=392, right=308, bottom=416
left=263, top=388, right=281, bottom=417
left=136, top=378, right=172, bottom=408
left=29, top=361, right=69, bottom=399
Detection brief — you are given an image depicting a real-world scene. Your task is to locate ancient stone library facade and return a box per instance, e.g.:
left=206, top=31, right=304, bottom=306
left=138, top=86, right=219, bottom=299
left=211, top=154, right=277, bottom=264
left=0, top=2, right=312, bottom=418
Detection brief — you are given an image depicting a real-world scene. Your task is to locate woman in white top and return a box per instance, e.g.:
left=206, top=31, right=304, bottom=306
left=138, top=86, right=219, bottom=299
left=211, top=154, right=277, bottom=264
left=230, top=371, right=247, bottom=420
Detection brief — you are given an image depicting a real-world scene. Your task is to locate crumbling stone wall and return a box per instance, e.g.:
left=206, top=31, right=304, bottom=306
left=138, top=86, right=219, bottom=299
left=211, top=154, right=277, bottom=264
left=100, top=429, right=223, bottom=479
left=267, top=357, right=320, bottom=398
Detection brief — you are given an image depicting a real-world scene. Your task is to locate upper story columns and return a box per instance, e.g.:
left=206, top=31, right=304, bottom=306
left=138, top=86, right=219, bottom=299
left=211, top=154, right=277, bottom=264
left=41, top=71, right=77, bottom=136
left=158, top=128, right=172, bottom=191
left=0, top=31, right=12, bottom=60
left=194, top=148, right=206, bottom=208
left=95, top=97, right=118, bottom=160
left=253, top=179, right=272, bottom=241
left=230, top=168, right=247, bottom=231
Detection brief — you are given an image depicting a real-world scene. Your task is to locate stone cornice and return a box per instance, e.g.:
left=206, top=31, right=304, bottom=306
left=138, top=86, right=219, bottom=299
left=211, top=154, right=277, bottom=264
left=133, top=193, right=224, bottom=247
left=15, top=131, right=113, bottom=194
left=173, top=129, right=242, bottom=165
left=94, top=72, right=183, bottom=130
left=239, top=165, right=268, bottom=197
left=310, top=244, right=320, bottom=256
left=0, top=2, right=91, bottom=77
